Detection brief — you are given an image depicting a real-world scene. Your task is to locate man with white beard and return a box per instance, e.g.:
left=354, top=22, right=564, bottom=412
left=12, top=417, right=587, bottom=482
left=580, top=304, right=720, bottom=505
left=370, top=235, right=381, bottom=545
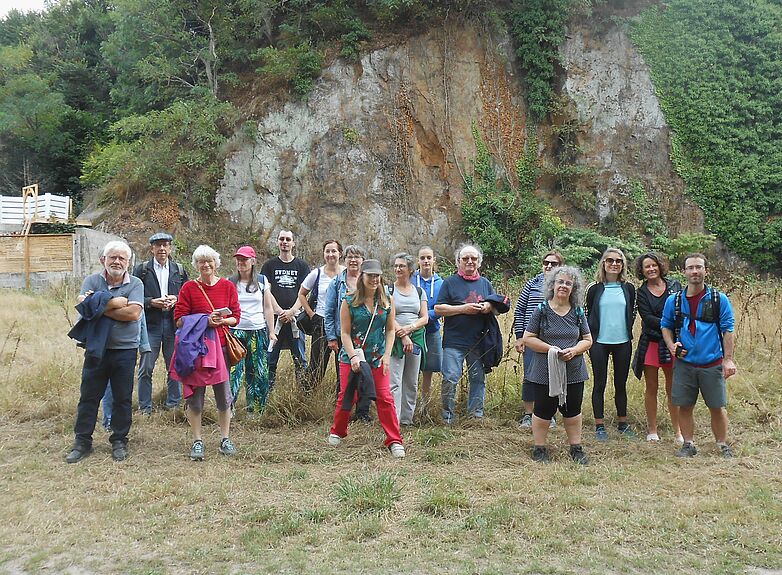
left=66, top=241, right=143, bottom=463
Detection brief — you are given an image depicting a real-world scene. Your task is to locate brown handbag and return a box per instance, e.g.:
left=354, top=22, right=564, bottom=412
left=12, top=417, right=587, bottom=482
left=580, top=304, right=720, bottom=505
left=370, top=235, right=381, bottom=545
left=195, top=280, right=246, bottom=367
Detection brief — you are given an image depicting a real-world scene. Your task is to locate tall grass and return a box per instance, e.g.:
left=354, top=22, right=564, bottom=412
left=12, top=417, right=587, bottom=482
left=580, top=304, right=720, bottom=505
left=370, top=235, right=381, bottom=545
left=2, top=280, right=781, bottom=431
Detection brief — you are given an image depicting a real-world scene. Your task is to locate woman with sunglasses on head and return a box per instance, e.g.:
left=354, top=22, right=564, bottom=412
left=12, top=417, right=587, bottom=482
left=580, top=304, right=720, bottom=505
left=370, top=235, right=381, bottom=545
left=632, top=252, right=682, bottom=443
left=522, top=266, right=592, bottom=464
left=513, top=250, right=565, bottom=428
left=327, top=259, right=405, bottom=458
left=585, top=248, right=637, bottom=441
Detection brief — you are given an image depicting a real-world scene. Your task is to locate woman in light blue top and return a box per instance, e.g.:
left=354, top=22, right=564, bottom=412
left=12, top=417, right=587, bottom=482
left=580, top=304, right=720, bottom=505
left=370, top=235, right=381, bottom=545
left=585, top=248, right=636, bottom=441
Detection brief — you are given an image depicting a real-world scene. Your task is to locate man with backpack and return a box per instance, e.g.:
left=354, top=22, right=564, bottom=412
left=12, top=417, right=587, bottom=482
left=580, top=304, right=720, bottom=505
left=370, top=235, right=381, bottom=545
left=661, top=253, right=737, bottom=458
left=133, top=232, right=189, bottom=413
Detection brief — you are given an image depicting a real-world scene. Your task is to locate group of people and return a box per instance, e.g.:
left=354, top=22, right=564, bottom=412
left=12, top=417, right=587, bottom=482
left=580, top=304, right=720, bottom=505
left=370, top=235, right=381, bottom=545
left=513, top=248, right=736, bottom=464
left=64, top=231, right=737, bottom=466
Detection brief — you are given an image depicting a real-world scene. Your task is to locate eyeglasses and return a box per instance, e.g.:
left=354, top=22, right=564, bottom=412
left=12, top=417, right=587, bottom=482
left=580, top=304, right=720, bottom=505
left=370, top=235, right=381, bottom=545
left=346, top=255, right=362, bottom=261
left=393, top=264, right=407, bottom=269
left=555, top=279, right=574, bottom=287
left=461, top=256, right=478, bottom=261
left=542, top=260, right=560, bottom=267
left=604, top=258, right=623, bottom=265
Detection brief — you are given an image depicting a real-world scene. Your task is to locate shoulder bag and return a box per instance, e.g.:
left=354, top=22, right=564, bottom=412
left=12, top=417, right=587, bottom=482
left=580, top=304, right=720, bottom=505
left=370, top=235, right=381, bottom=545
left=195, top=280, right=246, bottom=367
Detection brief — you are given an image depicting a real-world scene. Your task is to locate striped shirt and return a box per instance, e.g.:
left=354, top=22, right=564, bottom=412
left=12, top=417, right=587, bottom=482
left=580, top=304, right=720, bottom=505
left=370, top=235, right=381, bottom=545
left=513, top=273, right=546, bottom=339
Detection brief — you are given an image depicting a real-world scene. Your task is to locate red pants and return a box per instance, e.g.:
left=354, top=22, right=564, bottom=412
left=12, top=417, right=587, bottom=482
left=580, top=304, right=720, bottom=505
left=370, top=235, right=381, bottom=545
left=330, top=361, right=403, bottom=447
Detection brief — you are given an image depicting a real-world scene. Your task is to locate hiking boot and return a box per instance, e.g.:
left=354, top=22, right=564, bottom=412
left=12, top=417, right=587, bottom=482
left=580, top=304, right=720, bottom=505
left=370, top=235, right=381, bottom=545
left=65, top=444, right=93, bottom=464
left=569, top=445, right=589, bottom=465
left=720, top=444, right=734, bottom=459
left=675, top=442, right=697, bottom=458
left=389, top=442, right=406, bottom=459
left=595, top=427, right=609, bottom=441
left=519, top=413, right=532, bottom=428
left=219, top=437, right=236, bottom=456
left=111, top=441, right=128, bottom=461
left=328, top=433, right=341, bottom=446
left=531, top=446, right=550, bottom=463
left=190, top=440, right=205, bottom=461
left=618, top=423, right=637, bottom=439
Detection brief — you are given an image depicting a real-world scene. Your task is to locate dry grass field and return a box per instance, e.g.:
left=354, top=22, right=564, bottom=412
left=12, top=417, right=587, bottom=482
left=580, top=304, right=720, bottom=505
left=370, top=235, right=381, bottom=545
left=1, top=283, right=781, bottom=575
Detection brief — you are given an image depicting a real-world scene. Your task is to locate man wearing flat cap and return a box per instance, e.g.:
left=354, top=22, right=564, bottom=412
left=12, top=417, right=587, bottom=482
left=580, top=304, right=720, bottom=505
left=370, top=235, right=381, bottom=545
left=132, top=232, right=189, bottom=412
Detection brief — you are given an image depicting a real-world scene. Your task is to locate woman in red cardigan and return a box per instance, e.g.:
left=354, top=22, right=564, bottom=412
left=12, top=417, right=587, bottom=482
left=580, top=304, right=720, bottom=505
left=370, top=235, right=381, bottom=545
left=175, top=245, right=240, bottom=461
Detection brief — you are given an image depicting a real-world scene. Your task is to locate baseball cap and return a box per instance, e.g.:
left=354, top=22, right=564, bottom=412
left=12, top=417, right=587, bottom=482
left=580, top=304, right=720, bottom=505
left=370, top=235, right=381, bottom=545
left=234, top=246, right=256, bottom=259
left=360, top=259, right=382, bottom=275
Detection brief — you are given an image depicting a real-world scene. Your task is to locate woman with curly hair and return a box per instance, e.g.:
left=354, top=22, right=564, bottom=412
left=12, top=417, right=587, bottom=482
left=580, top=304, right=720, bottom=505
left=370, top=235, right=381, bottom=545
left=632, top=252, right=682, bottom=443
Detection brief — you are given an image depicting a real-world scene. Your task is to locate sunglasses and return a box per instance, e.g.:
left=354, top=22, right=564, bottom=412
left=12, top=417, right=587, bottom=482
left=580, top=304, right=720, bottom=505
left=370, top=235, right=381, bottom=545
left=604, top=258, right=623, bottom=265
left=542, top=260, right=560, bottom=267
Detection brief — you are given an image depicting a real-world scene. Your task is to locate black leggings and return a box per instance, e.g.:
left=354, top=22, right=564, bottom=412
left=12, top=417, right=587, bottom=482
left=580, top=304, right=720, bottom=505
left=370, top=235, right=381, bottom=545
left=533, top=382, right=584, bottom=420
left=589, top=341, right=632, bottom=420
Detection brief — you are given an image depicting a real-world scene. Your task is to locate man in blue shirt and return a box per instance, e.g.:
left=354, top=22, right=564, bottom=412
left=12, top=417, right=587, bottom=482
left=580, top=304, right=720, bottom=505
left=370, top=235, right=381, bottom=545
left=661, top=253, right=737, bottom=458
left=434, top=244, right=496, bottom=424
left=67, top=241, right=144, bottom=463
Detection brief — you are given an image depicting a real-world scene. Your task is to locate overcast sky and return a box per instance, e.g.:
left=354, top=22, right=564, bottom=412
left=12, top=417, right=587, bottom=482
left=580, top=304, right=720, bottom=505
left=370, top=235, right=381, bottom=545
left=1, top=0, right=49, bottom=18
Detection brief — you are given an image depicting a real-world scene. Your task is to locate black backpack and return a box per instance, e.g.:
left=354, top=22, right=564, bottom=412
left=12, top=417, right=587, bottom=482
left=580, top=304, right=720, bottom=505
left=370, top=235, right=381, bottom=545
left=673, top=286, right=723, bottom=352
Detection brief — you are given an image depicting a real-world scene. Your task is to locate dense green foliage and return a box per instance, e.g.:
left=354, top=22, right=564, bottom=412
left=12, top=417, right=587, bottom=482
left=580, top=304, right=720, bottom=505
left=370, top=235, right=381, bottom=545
left=0, top=0, right=499, bottom=206
left=462, top=127, right=564, bottom=277
left=631, top=0, right=782, bottom=270
left=505, top=0, right=574, bottom=122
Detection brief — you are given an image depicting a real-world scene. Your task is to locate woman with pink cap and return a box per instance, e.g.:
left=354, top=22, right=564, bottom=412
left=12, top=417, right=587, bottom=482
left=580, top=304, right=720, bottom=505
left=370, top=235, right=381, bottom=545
left=228, top=246, right=277, bottom=413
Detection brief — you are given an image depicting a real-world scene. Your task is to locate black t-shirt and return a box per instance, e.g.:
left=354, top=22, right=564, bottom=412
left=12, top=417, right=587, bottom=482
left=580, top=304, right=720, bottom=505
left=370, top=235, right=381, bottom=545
left=260, top=256, right=310, bottom=310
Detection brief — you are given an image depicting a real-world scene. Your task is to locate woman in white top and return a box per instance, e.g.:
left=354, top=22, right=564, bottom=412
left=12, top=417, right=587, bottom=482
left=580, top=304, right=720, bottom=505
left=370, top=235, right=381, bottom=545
left=389, top=253, right=428, bottom=425
left=298, top=239, right=345, bottom=389
left=228, top=246, right=277, bottom=413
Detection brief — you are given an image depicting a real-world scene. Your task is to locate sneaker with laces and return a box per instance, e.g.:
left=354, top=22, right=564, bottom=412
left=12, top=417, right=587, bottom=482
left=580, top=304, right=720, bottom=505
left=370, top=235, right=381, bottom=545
left=190, top=440, right=205, bottom=461
left=519, top=414, right=532, bottom=428
left=569, top=445, right=589, bottom=465
left=675, top=442, right=697, bottom=458
left=595, top=427, right=609, bottom=441
left=719, top=444, right=734, bottom=459
left=389, top=442, right=406, bottom=458
left=618, top=424, right=637, bottom=439
left=219, top=437, right=236, bottom=456
left=531, top=445, right=550, bottom=463
left=328, top=433, right=341, bottom=446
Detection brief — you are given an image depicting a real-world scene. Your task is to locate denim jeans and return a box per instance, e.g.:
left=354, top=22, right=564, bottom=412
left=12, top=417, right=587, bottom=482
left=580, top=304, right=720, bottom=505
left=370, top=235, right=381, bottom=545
left=440, top=346, right=486, bottom=423
left=268, top=322, right=307, bottom=390
left=137, top=319, right=180, bottom=410
left=74, top=348, right=137, bottom=448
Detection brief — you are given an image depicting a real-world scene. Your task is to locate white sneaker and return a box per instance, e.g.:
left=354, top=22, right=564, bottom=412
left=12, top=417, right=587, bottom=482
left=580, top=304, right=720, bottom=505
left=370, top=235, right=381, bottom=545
left=389, top=442, right=406, bottom=458
left=646, top=433, right=660, bottom=442
left=675, top=435, right=684, bottom=445
left=328, top=434, right=341, bottom=446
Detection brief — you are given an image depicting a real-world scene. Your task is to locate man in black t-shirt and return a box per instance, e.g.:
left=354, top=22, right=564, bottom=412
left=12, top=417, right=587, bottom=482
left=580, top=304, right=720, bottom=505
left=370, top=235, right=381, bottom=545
left=260, top=229, right=310, bottom=389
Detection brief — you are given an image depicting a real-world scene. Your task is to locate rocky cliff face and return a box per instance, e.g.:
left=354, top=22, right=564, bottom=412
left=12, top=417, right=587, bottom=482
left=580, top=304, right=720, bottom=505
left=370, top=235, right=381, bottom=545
left=216, top=17, right=700, bottom=265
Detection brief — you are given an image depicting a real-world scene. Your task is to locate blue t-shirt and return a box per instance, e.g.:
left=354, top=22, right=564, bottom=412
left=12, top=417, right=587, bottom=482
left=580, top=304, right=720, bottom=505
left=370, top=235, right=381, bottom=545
left=660, top=287, right=734, bottom=366
left=597, top=282, right=629, bottom=344
left=436, top=274, right=495, bottom=349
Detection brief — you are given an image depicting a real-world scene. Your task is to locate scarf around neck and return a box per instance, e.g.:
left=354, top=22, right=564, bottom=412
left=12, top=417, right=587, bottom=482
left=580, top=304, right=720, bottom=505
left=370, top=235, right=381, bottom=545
left=457, top=270, right=481, bottom=281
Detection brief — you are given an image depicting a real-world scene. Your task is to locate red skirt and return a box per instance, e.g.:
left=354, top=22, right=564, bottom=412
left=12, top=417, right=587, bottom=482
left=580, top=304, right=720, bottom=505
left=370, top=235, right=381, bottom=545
left=644, top=340, right=673, bottom=368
